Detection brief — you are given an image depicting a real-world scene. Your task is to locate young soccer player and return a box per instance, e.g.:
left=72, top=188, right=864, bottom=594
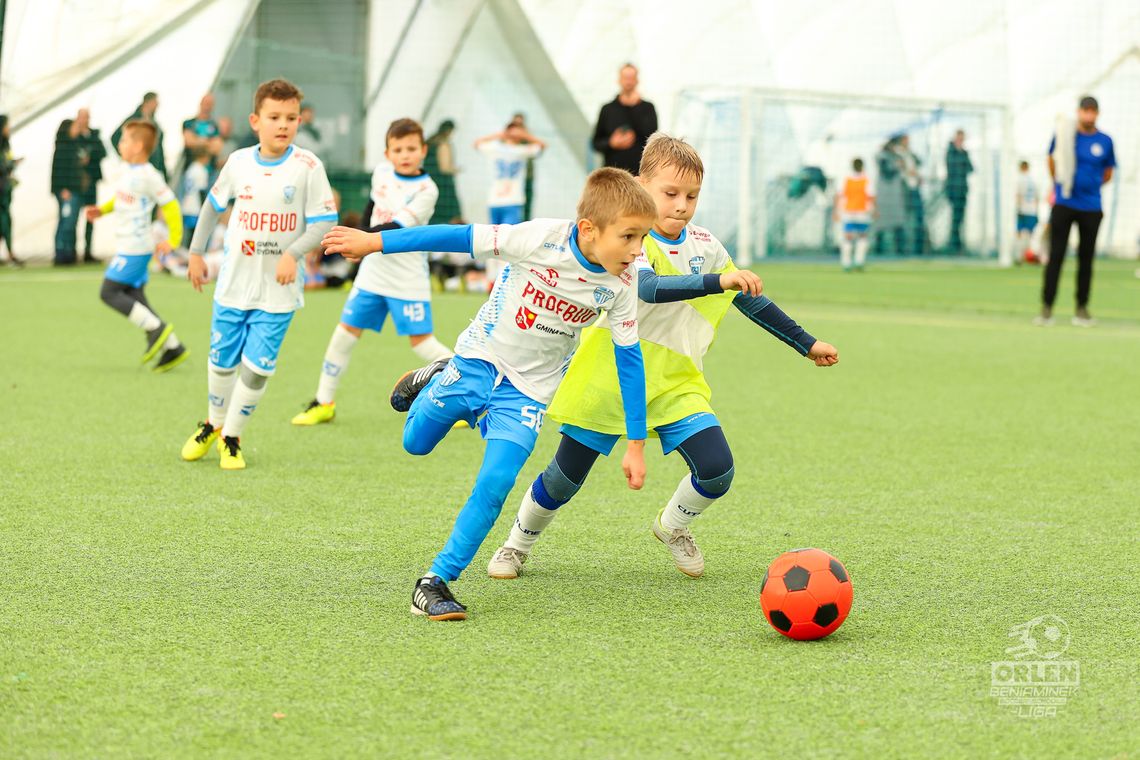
left=86, top=120, right=189, bottom=372
left=292, top=118, right=450, bottom=426
left=834, top=157, right=875, bottom=271
left=180, top=147, right=212, bottom=243
left=486, top=133, right=839, bottom=581
left=180, top=79, right=337, bottom=470
left=321, top=167, right=656, bottom=620
left=1015, top=160, right=1039, bottom=263
left=474, top=121, right=546, bottom=226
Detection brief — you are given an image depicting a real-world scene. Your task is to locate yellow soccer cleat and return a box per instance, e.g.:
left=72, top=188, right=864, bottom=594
left=218, top=435, right=246, bottom=470
left=153, top=345, right=189, bottom=373
left=181, top=421, right=219, bottom=461
left=142, top=323, right=174, bottom=364
left=291, top=399, right=335, bottom=426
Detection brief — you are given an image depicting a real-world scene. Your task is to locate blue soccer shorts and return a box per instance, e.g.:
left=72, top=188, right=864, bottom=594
left=104, top=253, right=153, bottom=288
left=340, top=287, right=434, bottom=336
left=209, top=303, right=295, bottom=376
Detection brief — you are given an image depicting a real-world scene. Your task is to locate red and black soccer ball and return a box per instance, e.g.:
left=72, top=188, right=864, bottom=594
left=760, top=548, right=852, bottom=640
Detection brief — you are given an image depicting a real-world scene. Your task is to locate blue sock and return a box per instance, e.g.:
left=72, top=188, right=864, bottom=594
left=430, top=438, right=531, bottom=581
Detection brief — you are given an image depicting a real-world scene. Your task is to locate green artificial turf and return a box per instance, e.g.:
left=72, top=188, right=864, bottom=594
left=1, top=259, right=1137, bottom=758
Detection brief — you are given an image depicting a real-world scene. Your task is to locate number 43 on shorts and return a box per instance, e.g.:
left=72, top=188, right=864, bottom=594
left=521, top=405, right=546, bottom=431
left=402, top=303, right=426, bottom=322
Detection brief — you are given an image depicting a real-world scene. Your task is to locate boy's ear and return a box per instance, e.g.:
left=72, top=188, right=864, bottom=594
left=576, top=218, right=594, bottom=240
left=248, top=113, right=258, bottom=132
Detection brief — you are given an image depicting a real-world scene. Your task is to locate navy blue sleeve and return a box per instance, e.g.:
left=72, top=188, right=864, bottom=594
left=732, top=293, right=817, bottom=355
left=638, top=269, right=724, bottom=303
left=613, top=342, right=647, bottom=440
left=382, top=224, right=473, bottom=254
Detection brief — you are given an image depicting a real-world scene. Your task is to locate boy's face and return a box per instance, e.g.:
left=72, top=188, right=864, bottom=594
left=579, top=214, right=654, bottom=276
left=385, top=134, right=428, bottom=175
left=504, top=125, right=526, bottom=143
left=117, top=131, right=145, bottom=162
left=640, top=165, right=702, bottom=239
left=250, top=97, right=301, bottom=154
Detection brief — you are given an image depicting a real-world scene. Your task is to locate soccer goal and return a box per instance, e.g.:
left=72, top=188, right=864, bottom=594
left=673, top=87, right=1015, bottom=265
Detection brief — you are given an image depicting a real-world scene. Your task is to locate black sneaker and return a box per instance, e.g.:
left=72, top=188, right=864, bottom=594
left=410, top=575, right=467, bottom=621
left=143, top=323, right=174, bottom=364
left=390, top=360, right=449, bottom=412
left=153, top=345, right=189, bottom=373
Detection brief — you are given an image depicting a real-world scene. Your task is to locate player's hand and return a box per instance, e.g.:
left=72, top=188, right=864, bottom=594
left=276, top=254, right=298, bottom=285
left=720, top=270, right=763, bottom=297
left=807, top=341, right=839, bottom=367
left=155, top=240, right=173, bottom=256
left=187, top=254, right=208, bottom=292
left=322, top=226, right=381, bottom=262
left=622, top=440, right=646, bottom=490
left=84, top=206, right=102, bottom=222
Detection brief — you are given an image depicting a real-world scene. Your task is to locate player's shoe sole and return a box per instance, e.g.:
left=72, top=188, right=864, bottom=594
left=651, top=510, right=705, bottom=578
left=291, top=400, right=336, bottom=426
left=142, top=323, right=174, bottom=364
left=487, top=546, right=528, bottom=579
left=390, top=360, right=449, bottom=412
left=181, top=422, right=219, bottom=461
left=218, top=436, right=246, bottom=470
left=153, top=345, right=189, bottom=373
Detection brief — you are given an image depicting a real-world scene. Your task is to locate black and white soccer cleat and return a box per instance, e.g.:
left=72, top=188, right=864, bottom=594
left=410, top=575, right=467, bottom=621
left=390, top=360, right=449, bottom=412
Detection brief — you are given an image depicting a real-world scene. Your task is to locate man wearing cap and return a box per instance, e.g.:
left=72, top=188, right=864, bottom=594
left=1037, top=95, right=1115, bottom=327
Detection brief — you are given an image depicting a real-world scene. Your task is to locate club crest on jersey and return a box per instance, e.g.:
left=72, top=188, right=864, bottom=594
left=515, top=306, right=538, bottom=330
left=283, top=185, right=296, bottom=204
left=689, top=256, right=705, bottom=274
left=438, top=364, right=462, bottom=387
left=593, top=286, right=616, bottom=308
left=241, top=240, right=256, bottom=257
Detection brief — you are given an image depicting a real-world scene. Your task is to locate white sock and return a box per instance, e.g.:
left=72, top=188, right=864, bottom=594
left=128, top=301, right=161, bottom=331
left=854, top=237, right=869, bottom=266
left=411, top=335, right=453, bottom=364
left=315, top=325, right=359, bottom=404
left=207, top=367, right=239, bottom=428
left=163, top=331, right=181, bottom=350
left=222, top=375, right=269, bottom=438
left=839, top=239, right=853, bottom=269
left=505, top=486, right=559, bottom=553
left=660, top=474, right=718, bottom=530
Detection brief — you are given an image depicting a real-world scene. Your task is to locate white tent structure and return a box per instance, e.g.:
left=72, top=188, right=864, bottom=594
left=3, top=0, right=1138, bottom=262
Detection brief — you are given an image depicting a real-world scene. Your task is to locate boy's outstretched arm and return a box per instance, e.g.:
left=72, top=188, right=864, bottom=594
left=638, top=268, right=763, bottom=303
left=322, top=224, right=473, bottom=262
left=733, top=293, right=838, bottom=366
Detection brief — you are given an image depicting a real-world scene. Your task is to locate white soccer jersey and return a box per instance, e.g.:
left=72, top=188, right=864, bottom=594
left=478, top=141, right=542, bottom=208
left=207, top=145, right=337, bottom=313
left=354, top=164, right=439, bottom=301
left=633, top=225, right=735, bottom=368
left=1017, top=174, right=1039, bottom=216
left=110, top=163, right=176, bottom=255
left=180, top=162, right=210, bottom=217
left=457, top=219, right=639, bottom=403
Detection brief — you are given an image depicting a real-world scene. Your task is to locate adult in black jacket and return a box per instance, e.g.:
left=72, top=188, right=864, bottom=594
left=73, top=108, right=108, bottom=262
left=50, top=119, right=81, bottom=265
left=591, top=64, right=657, bottom=174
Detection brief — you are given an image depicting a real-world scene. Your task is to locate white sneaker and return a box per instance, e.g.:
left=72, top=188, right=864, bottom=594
left=1071, top=309, right=1096, bottom=328
left=1032, top=309, right=1054, bottom=327
left=487, top=546, right=528, bottom=579
left=651, top=510, right=705, bottom=578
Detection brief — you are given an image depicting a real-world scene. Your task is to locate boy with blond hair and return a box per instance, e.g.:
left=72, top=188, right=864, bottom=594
left=487, top=133, right=839, bottom=581
left=321, top=167, right=656, bottom=620
left=180, top=79, right=337, bottom=469
left=86, top=120, right=189, bottom=372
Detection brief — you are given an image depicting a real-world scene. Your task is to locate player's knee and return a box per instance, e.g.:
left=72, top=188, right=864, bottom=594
left=402, top=427, right=434, bottom=456
left=475, top=467, right=519, bottom=506
left=99, top=279, right=124, bottom=306
left=239, top=365, right=269, bottom=390
left=534, top=460, right=581, bottom=510
left=695, top=465, right=735, bottom=498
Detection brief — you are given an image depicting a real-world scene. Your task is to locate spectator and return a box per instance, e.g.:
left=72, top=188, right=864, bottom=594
left=211, top=116, right=239, bottom=169
left=113, top=93, right=166, bottom=178
left=945, top=129, right=973, bottom=253
left=51, top=119, right=81, bottom=265
left=72, top=108, right=108, bottom=263
left=0, top=114, right=22, bottom=266
left=897, top=134, right=928, bottom=255
left=294, top=104, right=325, bottom=157
left=1037, top=95, right=1115, bottom=327
left=181, top=93, right=219, bottom=172
left=1015, top=160, right=1039, bottom=263
left=510, top=112, right=537, bottom=219
left=874, top=136, right=907, bottom=255
left=424, top=119, right=462, bottom=224
left=591, top=63, right=657, bottom=174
